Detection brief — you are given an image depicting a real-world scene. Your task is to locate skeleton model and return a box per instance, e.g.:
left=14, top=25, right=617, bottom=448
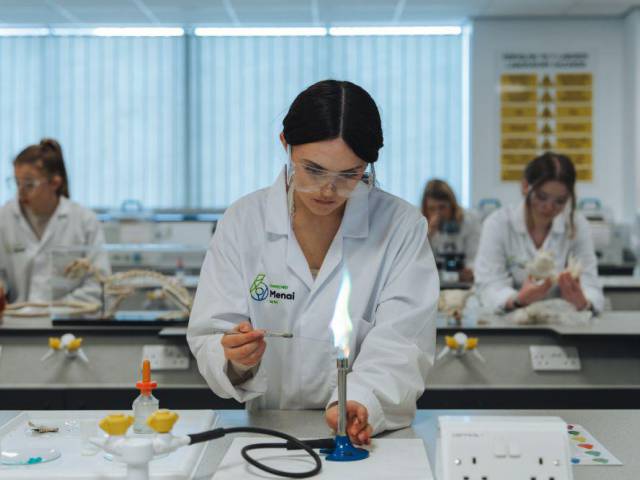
left=438, top=289, right=473, bottom=325
left=526, top=250, right=582, bottom=282
left=504, top=251, right=590, bottom=326
left=509, top=298, right=593, bottom=326
left=4, top=259, right=192, bottom=320
left=4, top=300, right=101, bottom=318
left=64, top=258, right=193, bottom=319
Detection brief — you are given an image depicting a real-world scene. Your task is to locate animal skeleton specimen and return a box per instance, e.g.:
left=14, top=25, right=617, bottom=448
left=4, top=259, right=192, bottom=320
left=64, top=258, right=193, bottom=319
left=526, top=250, right=582, bottom=282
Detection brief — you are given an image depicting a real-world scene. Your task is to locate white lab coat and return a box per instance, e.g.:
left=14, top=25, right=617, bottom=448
left=474, top=202, right=604, bottom=313
left=187, top=169, right=439, bottom=435
left=0, top=197, right=109, bottom=304
left=428, top=209, right=482, bottom=268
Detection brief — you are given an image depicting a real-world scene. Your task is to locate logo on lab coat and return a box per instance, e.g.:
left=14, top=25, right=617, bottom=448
left=250, top=274, right=269, bottom=301
left=249, top=273, right=296, bottom=304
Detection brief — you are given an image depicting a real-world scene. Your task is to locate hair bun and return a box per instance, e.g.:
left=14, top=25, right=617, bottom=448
left=40, top=138, right=61, bottom=152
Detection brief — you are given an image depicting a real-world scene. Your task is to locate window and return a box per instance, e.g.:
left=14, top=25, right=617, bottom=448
left=0, top=33, right=463, bottom=209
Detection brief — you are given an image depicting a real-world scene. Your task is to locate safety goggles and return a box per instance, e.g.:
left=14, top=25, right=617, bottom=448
left=530, top=189, right=570, bottom=209
left=5, top=176, right=46, bottom=194
left=286, top=148, right=376, bottom=198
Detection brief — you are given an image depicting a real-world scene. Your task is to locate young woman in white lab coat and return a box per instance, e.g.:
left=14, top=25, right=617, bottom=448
left=0, top=139, right=108, bottom=314
left=474, top=152, right=604, bottom=313
left=421, top=179, right=481, bottom=282
left=187, top=80, right=439, bottom=445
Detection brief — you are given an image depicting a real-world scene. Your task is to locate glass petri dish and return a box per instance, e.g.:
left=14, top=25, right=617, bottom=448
left=1, top=447, right=61, bottom=465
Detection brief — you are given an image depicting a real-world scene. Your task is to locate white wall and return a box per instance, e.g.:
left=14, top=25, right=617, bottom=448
left=624, top=10, right=640, bottom=219
left=470, top=19, right=627, bottom=220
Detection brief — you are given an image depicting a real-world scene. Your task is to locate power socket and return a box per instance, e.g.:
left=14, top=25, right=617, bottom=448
left=530, top=345, right=581, bottom=371
left=436, top=416, right=573, bottom=480
left=142, top=345, right=190, bottom=370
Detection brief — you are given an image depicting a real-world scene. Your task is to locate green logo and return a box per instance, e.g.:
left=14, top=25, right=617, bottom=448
left=250, top=273, right=269, bottom=301
left=249, top=274, right=296, bottom=304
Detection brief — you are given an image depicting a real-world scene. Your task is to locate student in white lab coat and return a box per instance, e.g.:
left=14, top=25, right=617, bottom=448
left=474, top=152, right=604, bottom=313
left=187, top=80, right=439, bottom=445
left=0, top=139, right=108, bottom=315
left=421, top=179, right=481, bottom=282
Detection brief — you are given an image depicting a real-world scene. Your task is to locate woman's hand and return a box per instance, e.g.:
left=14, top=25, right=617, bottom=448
left=458, top=267, right=474, bottom=283
left=325, top=400, right=372, bottom=446
left=558, top=272, right=589, bottom=310
left=508, top=276, right=553, bottom=309
left=221, top=321, right=266, bottom=368
left=427, top=213, right=441, bottom=237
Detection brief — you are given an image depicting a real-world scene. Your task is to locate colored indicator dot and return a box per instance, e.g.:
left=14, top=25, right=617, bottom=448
left=567, top=424, right=575, bottom=430
left=585, top=451, right=601, bottom=457
left=593, top=458, right=609, bottom=464
left=571, top=457, right=580, bottom=464
left=568, top=430, right=579, bottom=435
left=578, top=443, right=593, bottom=449
left=27, top=457, right=42, bottom=464
left=575, top=436, right=587, bottom=442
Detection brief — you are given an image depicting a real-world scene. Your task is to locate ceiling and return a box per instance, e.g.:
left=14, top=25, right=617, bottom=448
left=0, top=0, right=638, bottom=26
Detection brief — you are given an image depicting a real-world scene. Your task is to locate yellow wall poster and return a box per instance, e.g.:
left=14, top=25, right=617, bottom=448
left=499, top=53, right=593, bottom=181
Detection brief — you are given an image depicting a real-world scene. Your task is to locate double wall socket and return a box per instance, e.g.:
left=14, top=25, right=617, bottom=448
left=530, top=345, right=581, bottom=371
left=436, top=416, right=573, bottom=480
left=142, top=345, right=190, bottom=370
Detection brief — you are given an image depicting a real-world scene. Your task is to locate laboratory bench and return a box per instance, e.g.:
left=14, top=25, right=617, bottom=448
left=0, top=409, right=636, bottom=479
left=601, top=275, right=640, bottom=310
left=1, top=312, right=640, bottom=411
left=442, top=274, right=640, bottom=309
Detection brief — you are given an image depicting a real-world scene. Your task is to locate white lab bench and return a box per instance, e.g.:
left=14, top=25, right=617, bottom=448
left=0, top=409, right=637, bottom=479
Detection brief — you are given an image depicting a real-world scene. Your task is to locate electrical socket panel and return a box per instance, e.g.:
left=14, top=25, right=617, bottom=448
left=142, top=345, right=190, bottom=370
left=529, top=345, right=581, bottom=371
left=436, top=416, right=573, bottom=480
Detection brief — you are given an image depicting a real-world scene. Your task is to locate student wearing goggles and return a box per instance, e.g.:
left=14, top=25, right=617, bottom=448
left=0, top=139, right=109, bottom=316
left=474, top=152, right=604, bottom=314
left=188, top=80, right=438, bottom=448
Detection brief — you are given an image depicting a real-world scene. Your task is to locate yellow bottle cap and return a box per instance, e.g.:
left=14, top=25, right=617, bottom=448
left=146, top=409, right=179, bottom=434
left=466, top=337, right=479, bottom=350
left=49, top=337, right=61, bottom=350
left=445, top=335, right=459, bottom=349
left=99, top=414, right=134, bottom=436
left=67, top=338, right=83, bottom=352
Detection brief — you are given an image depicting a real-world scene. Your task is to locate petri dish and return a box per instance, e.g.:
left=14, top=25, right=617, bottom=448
left=1, top=447, right=61, bottom=465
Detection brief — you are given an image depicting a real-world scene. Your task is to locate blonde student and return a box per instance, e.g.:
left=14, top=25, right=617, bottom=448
left=474, top=152, right=603, bottom=313
left=421, top=179, right=481, bottom=282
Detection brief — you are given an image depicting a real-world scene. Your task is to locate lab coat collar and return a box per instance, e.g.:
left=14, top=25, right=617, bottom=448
left=9, top=196, right=71, bottom=246
left=341, top=183, right=370, bottom=239
left=263, top=167, right=370, bottom=238
left=265, top=169, right=289, bottom=236
left=510, top=201, right=567, bottom=236
left=8, top=196, right=70, bottom=219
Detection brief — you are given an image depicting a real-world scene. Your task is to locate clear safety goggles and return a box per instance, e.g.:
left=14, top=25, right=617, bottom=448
left=5, top=176, right=46, bottom=194
left=286, top=147, right=376, bottom=199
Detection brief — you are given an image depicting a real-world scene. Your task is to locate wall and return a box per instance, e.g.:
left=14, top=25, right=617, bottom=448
left=470, top=18, right=627, bottom=220
left=624, top=10, right=640, bottom=220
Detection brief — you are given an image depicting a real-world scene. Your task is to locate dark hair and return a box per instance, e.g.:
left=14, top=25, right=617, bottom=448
left=523, top=151, right=576, bottom=236
left=13, top=138, right=70, bottom=198
left=282, top=80, right=383, bottom=163
left=421, top=179, right=463, bottom=224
